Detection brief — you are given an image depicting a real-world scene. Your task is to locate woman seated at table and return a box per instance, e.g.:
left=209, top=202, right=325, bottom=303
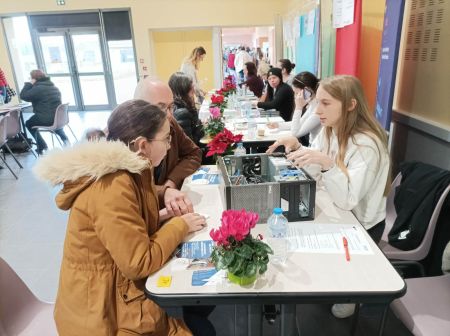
left=256, top=67, right=295, bottom=121
left=169, top=72, right=205, bottom=146
left=267, top=71, right=322, bottom=146
left=267, top=75, right=390, bottom=319
left=242, top=61, right=264, bottom=98
left=35, top=99, right=211, bottom=335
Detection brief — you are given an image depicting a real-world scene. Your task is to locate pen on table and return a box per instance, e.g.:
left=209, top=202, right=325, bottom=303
left=343, top=237, right=350, bottom=261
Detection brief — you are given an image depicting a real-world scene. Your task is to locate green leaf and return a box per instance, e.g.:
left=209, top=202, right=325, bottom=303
left=222, top=250, right=235, bottom=267
left=235, top=244, right=253, bottom=260
left=258, top=263, right=267, bottom=274
left=245, top=263, right=257, bottom=278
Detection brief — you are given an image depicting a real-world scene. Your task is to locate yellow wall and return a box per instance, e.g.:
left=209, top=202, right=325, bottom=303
left=152, top=29, right=214, bottom=91
left=358, top=0, right=386, bottom=112
left=0, top=0, right=288, bottom=91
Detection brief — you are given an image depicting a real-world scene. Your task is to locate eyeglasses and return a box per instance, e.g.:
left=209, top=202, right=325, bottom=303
left=129, top=134, right=172, bottom=148
left=151, top=134, right=172, bottom=145
left=157, top=102, right=176, bottom=114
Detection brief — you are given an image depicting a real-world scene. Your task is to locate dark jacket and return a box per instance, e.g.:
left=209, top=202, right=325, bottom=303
left=20, top=77, right=62, bottom=121
left=173, top=105, right=205, bottom=146
left=154, top=117, right=202, bottom=188
left=244, top=75, right=264, bottom=98
left=388, top=161, right=450, bottom=250
left=257, top=82, right=294, bottom=121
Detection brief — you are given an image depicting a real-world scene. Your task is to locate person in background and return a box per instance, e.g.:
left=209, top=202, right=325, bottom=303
left=180, top=46, right=207, bottom=103
left=35, top=100, right=207, bottom=336
left=242, top=62, right=264, bottom=98
left=234, top=46, right=252, bottom=84
left=168, top=72, right=204, bottom=146
left=134, top=78, right=202, bottom=213
left=20, top=69, right=69, bottom=155
left=267, top=71, right=321, bottom=146
left=256, top=67, right=295, bottom=121
left=84, top=128, right=106, bottom=142
left=227, top=48, right=237, bottom=84
left=267, top=75, right=390, bottom=319
left=278, top=59, right=296, bottom=86
left=0, top=67, right=8, bottom=103
left=257, top=61, right=272, bottom=102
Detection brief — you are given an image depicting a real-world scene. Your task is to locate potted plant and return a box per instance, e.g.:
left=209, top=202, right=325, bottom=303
left=203, top=107, right=225, bottom=138
left=210, top=209, right=273, bottom=286
left=205, top=128, right=242, bottom=158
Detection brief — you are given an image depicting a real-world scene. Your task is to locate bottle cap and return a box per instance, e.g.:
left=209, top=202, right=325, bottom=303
left=273, top=207, right=283, bottom=215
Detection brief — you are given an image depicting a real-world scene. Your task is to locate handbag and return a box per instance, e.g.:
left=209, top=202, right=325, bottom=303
left=5, top=85, right=16, bottom=104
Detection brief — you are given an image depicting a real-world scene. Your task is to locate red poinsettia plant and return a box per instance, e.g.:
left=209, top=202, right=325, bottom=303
left=210, top=209, right=273, bottom=278
left=206, top=128, right=243, bottom=157
left=210, top=94, right=225, bottom=105
left=216, top=75, right=236, bottom=97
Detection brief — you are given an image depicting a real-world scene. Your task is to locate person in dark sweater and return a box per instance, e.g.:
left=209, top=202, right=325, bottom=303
left=256, top=67, right=295, bottom=121
left=243, top=61, right=264, bottom=97
left=20, top=69, right=68, bottom=154
left=168, top=72, right=205, bottom=146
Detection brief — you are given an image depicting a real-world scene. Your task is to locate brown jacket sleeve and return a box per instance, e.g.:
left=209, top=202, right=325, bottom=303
left=164, top=117, right=202, bottom=188
left=89, top=173, right=188, bottom=280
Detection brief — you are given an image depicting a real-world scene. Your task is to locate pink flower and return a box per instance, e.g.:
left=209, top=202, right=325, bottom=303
left=210, top=209, right=259, bottom=246
left=209, top=106, right=221, bottom=118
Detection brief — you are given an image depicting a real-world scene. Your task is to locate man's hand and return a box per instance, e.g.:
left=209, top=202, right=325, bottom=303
left=266, top=136, right=301, bottom=154
left=164, top=188, right=194, bottom=217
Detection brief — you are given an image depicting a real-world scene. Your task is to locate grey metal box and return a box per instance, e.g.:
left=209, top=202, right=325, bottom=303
left=217, top=154, right=316, bottom=223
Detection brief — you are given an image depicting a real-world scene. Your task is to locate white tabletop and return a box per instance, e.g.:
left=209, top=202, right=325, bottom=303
left=145, top=172, right=406, bottom=305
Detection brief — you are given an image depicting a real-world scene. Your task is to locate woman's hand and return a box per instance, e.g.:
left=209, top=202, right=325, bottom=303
left=164, top=188, right=194, bottom=217
left=294, top=90, right=309, bottom=110
left=286, top=148, right=334, bottom=170
left=266, top=122, right=279, bottom=129
left=266, top=136, right=301, bottom=154
left=181, top=213, right=207, bottom=233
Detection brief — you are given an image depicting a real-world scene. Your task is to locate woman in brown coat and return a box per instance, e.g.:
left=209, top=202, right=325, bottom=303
left=35, top=100, right=207, bottom=335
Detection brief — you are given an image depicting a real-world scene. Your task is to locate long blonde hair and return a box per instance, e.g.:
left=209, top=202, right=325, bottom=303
left=320, top=75, right=390, bottom=195
left=185, top=46, right=206, bottom=69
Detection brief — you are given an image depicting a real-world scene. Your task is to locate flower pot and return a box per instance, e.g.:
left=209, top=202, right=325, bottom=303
left=227, top=271, right=257, bottom=286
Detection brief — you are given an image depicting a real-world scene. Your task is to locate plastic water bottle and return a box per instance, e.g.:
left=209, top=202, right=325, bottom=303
left=247, top=120, right=257, bottom=138
left=267, top=208, right=288, bottom=264
left=234, top=142, right=246, bottom=156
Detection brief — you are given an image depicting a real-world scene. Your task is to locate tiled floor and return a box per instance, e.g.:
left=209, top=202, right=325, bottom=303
left=0, top=111, right=413, bottom=335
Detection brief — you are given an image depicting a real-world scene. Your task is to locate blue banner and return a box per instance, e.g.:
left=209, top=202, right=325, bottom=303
left=375, top=0, right=406, bottom=130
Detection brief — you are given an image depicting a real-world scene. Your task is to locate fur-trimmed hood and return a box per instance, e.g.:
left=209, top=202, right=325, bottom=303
left=34, top=140, right=150, bottom=210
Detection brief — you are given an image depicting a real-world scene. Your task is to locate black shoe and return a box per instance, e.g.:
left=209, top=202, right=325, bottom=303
left=36, top=148, right=48, bottom=156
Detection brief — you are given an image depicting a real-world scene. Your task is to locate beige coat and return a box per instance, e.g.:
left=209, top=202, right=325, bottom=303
left=34, top=140, right=192, bottom=336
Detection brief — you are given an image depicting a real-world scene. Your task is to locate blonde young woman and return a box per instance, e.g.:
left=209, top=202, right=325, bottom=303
left=180, top=46, right=206, bottom=102
left=267, top=75, right=390, bottom=318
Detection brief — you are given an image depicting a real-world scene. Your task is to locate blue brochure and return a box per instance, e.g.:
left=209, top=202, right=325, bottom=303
left=179, top=240, right=214, bottom=259
left=192, top=269, right=218, bottom=286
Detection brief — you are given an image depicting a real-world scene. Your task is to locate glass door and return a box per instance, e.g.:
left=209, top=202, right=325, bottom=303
left=70, top=32, right=110, bottom=108
left=38, top=34, right=77, bottom=107
left=37, top=30, right=112, bottom=110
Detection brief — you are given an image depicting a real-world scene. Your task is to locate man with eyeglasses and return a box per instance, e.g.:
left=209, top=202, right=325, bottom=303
left=134, top=77, right=202, bottom=217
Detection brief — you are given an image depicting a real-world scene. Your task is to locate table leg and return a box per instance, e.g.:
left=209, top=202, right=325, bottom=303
left=281, top=304, right=299, bottom=336
left=351, top=303, right=361, bottom=336
left=377, top=304, right=389, bottom=336
left=247, top=304, right=263, bottom=336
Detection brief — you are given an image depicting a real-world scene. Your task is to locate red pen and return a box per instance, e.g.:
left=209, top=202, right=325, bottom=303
left=343, top=237, right=350, bottom=261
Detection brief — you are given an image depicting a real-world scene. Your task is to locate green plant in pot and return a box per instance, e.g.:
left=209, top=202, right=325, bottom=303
left=210, top=209, right=273, bottom=285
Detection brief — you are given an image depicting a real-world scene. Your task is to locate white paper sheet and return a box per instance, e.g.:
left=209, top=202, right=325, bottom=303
left=333, top=0, right=355, bottom=28
left=287, top=223, right=373, bottom=255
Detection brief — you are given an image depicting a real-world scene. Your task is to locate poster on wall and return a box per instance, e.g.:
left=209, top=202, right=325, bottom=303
left=375, top=0, right=406, bottom=130
left=333, top=0, right=355, bottom=28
